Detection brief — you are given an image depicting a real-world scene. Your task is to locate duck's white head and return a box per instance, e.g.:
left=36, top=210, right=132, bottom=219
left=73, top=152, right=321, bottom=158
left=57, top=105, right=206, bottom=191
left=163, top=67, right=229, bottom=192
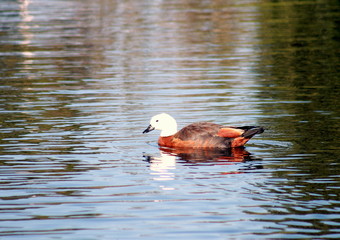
left=143, top=113, right=178, bottom=137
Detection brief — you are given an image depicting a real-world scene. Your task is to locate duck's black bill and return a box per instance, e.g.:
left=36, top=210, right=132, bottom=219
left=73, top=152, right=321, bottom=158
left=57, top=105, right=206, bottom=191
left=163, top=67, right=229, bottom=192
left=143, top=125, right=155, bottom=134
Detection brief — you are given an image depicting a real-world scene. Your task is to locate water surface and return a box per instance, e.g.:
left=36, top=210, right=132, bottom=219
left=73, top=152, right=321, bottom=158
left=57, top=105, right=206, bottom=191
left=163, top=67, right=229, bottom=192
left=0, top=0, right=339, bottom=239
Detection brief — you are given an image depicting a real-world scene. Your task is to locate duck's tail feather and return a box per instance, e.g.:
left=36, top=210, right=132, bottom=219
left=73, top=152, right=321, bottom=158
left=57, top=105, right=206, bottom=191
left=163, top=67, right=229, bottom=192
left=239, top=126, right=264, bottom=139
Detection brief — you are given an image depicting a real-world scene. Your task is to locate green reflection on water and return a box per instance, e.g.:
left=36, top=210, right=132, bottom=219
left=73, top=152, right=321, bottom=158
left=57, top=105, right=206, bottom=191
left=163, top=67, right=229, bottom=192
left=255, top=0, right=339, bottom=152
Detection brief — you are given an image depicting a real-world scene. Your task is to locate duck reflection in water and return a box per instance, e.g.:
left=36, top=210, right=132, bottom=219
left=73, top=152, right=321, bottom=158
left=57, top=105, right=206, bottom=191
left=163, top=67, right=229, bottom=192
left=159, top=146, right=253, bottom=163
left=143, top=147, right=262, bottom=181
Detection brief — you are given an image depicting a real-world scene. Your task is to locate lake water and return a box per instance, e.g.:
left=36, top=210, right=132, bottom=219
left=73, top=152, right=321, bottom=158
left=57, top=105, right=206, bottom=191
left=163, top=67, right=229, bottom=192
left=0, top=0, right=339, bottom=239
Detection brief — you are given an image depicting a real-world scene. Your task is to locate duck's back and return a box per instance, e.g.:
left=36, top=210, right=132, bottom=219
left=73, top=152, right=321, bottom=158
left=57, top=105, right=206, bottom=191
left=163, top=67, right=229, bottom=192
left=175, top=122, right=222, bottom=141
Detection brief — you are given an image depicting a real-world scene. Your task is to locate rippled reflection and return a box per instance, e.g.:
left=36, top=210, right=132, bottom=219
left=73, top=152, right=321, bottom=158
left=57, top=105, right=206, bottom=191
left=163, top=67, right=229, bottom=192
left=159, top=146, right=254, bottom=163
left=144, top=147, right=263, bottom=182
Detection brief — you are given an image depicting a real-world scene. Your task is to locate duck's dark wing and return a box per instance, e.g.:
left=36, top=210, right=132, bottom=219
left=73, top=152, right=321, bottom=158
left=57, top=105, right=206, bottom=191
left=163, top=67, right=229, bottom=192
left=173, top=122, right=264, bottom=149
left=174, top=122, right=222, bottom=141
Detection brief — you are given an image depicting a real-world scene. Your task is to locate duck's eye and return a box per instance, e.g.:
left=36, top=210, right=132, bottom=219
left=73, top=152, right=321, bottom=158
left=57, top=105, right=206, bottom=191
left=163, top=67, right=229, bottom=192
left=156, top=120, right=159, bottom=122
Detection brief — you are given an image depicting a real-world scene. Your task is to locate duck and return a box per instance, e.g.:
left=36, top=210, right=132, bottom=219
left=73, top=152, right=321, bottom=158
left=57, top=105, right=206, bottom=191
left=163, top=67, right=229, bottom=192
left=143, top=113, right=264, bottom=149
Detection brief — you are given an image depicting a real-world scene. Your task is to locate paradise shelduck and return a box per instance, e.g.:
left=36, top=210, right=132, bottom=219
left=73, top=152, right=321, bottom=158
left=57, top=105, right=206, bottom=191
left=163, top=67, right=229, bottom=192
left=143, top=113, right=264, bottom=149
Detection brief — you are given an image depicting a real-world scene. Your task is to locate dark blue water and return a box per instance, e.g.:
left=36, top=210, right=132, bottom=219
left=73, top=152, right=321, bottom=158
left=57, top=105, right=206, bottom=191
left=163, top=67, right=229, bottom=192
left=0, top=0, right=339, bottom=239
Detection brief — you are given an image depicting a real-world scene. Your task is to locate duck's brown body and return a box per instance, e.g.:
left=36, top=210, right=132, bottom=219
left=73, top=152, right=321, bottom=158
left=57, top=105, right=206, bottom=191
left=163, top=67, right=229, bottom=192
left=157, top=122, right=264, bottom=149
